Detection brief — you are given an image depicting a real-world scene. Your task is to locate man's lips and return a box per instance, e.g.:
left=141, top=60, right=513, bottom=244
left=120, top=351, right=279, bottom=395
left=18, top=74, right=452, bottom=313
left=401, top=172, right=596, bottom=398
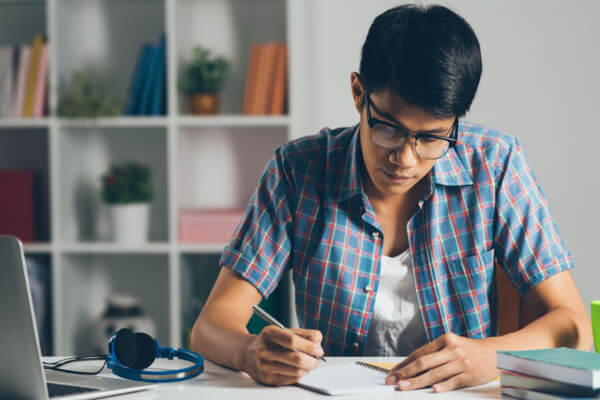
left=381, top=169, right=414, bottom=180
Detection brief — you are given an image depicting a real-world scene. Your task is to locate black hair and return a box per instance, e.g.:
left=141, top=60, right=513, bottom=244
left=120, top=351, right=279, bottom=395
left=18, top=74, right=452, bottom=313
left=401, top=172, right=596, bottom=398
left=359, top=4, right=482, bottom=118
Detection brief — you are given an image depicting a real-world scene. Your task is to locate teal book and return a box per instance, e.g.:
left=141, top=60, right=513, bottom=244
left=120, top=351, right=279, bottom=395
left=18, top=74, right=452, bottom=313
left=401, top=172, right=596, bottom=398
left=137, top=44, right=159, bottom=115
left=497, top=348, right=600, bottom=389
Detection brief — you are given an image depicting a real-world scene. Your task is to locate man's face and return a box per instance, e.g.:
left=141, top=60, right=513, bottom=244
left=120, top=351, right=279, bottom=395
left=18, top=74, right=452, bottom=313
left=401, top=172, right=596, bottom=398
left=352, top=77, right=456, bottom=199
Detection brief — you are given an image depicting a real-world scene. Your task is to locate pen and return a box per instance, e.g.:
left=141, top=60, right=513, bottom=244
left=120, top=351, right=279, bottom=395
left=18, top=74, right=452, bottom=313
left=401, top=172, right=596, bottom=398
left=252, top=304, right=327, bottom=362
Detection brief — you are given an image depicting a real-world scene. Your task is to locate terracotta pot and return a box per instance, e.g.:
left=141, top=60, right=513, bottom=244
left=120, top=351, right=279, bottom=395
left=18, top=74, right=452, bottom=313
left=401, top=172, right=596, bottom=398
left=190, top=93, right=220, bottom=115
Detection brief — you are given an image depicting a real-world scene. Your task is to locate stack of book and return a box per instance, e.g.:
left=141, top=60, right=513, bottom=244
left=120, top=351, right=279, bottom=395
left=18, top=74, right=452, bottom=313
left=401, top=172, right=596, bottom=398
left=497, top=347, right=600, bottom=399
left=0, top=34, right=48, bottom=117
left=124, top=33, right=167, bottom=116
left=242, top=41, right=287, bottom=115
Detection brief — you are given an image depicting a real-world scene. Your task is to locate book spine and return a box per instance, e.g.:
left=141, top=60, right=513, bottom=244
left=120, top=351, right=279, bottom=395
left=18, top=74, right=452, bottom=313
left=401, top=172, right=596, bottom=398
left=269, top=42, right=287, bottom=115
left=150, top=34, right=166, bottom=115
left=125, top=44, right=150, bottom=115
left=24, top=35, right=43, bottom=117
left=13, top=46, right=31, bottom=117
left=33, top=44, right=48, bottom=117
left=138, top=45, right=159, bottom=115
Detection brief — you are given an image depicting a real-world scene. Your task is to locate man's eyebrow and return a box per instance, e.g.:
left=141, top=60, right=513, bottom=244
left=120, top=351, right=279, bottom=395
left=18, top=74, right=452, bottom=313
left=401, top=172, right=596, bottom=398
left=370, top=99, right=450, bottom=134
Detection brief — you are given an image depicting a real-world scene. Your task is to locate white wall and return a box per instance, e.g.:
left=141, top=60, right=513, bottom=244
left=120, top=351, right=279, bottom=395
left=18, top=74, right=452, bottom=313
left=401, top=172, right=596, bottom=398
left=289, top=1, right=600, bottom=310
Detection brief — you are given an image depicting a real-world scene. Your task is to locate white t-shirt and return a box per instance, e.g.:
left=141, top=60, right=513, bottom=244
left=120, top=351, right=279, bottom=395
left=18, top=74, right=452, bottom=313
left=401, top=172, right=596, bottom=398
left=364, top=249, right=428, bottom=356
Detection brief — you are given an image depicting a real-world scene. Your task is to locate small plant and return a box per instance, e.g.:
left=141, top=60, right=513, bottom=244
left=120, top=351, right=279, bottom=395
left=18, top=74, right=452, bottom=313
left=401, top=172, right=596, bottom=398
left=101, top=162, right=153, bottom=204
left=179, top=47, right=230, bottom=95
left=58, top=68, right=126, bottom=118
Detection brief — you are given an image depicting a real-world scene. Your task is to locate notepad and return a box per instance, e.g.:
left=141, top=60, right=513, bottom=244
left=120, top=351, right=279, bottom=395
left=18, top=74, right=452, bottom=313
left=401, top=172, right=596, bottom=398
left=297, top=361, right=397, bottom=396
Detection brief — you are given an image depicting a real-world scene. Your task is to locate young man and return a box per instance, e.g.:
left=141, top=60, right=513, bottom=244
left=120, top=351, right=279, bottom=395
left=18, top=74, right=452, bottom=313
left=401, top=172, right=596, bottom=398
left=192, top=4, right=592, bottom=392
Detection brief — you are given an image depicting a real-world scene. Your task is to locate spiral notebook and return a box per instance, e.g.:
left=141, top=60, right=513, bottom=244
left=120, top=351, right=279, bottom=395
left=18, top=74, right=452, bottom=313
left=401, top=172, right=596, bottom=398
left=297, top=361, right=397, bottom=396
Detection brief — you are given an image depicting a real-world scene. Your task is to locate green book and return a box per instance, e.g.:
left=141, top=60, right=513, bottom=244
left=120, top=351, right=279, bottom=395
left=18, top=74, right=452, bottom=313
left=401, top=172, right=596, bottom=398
left=497, top=348, right=600, bottom=389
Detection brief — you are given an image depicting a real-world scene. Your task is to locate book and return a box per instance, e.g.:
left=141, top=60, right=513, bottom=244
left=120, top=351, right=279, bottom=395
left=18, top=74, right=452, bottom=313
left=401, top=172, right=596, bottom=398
left=298, top=361, right=397, bottom=396
left=242, top=43, right=260, bottom=115
left=269, top=42, right=287, bottom=115
left=0, top=170, right=34, bottom=242
left=253, top=41, right=278, bottom=114
left=501, top=370, right=600, bottom=397
left=0, top=46, right=14, bottom=116
left=150, top=34, right=166, bottom=115
left=13, top=46, right=31, bottom=117
left=125, top=44, right=153, bottom=115
left=137, top=44, right=159, bottom=115
left=23, top=35, right=43, bottom=117
left=497, top=348, right=600, bottom=389
left=502, top=386, right=600, bottom=399
left=33, top=44, right=48, bottom=117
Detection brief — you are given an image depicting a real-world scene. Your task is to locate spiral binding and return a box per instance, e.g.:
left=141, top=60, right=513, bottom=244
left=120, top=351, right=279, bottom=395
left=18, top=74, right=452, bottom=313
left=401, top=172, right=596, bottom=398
left=355, top=361, right=389, bottom=374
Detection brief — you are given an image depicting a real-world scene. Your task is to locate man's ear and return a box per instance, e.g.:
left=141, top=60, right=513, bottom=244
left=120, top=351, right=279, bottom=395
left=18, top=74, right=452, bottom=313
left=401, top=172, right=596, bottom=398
left=350, top=72, right=365, bottom=115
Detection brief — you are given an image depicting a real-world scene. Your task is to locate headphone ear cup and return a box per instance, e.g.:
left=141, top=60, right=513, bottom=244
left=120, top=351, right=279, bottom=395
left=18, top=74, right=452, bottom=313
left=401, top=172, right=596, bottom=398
left=113, top=328, right=138, bottom=369
left=132, top=332, right=157, bottom=370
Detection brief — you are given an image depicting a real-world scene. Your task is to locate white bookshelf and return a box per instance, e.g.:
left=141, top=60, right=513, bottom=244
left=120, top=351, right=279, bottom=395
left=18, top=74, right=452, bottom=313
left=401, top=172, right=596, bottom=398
left=0, top=0, right=299, bottom=356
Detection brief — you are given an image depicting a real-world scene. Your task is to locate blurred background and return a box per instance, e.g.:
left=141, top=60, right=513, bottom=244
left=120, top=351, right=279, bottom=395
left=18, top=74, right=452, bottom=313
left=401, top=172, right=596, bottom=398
left=1, top=0, right=598, bottom=356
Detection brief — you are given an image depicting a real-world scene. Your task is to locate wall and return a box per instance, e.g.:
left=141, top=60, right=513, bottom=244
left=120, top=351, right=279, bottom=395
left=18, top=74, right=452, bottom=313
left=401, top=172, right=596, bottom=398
left=290, top=0, right=600, bottom=310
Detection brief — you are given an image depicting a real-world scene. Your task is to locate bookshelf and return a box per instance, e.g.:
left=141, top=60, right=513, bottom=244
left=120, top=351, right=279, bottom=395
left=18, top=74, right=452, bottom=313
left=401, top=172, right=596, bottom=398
left=0, top=0, right=299, bottom=356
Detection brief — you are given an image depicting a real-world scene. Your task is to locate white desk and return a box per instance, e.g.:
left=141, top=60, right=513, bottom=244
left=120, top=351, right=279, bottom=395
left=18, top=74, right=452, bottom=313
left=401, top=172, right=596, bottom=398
left=45, top=357, right=502, bottom=399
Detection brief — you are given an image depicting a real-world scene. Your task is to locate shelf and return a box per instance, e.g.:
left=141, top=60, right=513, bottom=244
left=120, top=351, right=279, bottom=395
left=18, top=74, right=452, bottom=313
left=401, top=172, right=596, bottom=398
left=178, top=243, right=226, bottom=254
left=57, top=117, right=168, bottom=128
left=60, top=242, right=171, bottom=254
left=23, top=242, right=53, bottom=253
left=0, top=118, right=50, bottom=128
left=177, top=115, right=289, bottom=127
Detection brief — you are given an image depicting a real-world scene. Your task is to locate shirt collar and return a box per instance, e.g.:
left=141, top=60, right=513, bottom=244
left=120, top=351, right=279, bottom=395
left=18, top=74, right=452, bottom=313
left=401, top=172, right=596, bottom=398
left=333, top=123, right=473, bottom=205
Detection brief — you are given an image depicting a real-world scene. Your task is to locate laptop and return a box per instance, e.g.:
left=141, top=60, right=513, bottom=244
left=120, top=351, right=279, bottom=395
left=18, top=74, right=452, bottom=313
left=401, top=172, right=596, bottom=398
left=0, top=236, right=154, bottom=399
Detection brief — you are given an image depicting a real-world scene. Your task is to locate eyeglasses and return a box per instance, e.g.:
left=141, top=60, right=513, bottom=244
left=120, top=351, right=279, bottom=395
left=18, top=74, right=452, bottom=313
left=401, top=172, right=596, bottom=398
left=365, top=93, right=458, bottom=160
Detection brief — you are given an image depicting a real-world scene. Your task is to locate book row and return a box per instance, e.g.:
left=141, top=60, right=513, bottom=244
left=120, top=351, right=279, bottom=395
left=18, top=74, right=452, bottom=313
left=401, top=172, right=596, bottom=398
left=0, top=35, right=48, bottom=118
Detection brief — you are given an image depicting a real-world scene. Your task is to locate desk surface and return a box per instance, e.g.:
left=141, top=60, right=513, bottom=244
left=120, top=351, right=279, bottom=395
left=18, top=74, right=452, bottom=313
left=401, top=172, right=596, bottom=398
left=45, top=356, right=501, bottom=399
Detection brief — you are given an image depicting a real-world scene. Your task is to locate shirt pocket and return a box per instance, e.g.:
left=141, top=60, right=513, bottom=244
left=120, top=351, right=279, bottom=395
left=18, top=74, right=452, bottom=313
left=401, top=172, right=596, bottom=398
left=447, top=248, right=494, bottom=338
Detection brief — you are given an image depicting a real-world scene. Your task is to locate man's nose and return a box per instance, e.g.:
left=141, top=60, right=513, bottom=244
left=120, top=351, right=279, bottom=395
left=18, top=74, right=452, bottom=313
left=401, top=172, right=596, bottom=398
left=389, top=138, right=418, bottom=167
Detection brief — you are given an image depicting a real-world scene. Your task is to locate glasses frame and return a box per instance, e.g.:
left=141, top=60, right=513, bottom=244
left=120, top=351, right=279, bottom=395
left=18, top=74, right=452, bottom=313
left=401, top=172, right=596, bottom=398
left=364, top=92, right=458, bottom=160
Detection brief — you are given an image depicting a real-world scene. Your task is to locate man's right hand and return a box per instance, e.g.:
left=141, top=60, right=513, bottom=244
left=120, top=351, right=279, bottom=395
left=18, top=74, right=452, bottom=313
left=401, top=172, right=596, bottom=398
left=240, top=326, right=324, bottom=386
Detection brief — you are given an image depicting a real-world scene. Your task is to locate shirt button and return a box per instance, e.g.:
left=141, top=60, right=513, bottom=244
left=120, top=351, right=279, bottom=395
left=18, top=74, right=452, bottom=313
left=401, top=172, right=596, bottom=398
left=364, top=285, right=372, bottom=293
left=372, top=231, right=380, bottom=239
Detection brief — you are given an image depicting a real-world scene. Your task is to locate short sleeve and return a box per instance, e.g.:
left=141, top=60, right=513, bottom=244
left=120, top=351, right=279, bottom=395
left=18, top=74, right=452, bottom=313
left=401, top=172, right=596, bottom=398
left=493, top=137, right=573, bottom=296
left=219, top=147, right=295, bottom=298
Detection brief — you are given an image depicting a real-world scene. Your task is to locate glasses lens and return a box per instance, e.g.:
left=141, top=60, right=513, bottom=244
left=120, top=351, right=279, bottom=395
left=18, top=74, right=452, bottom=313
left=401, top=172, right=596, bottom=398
left=370, top=123, right=406, bottom=148
left=415, top=136, right=450, bottom=159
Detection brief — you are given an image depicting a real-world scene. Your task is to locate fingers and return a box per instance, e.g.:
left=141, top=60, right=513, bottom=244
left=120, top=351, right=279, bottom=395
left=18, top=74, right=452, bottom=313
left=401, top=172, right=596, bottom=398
left=290, top=328, right=323, bottom=345
left=387, top=345, right=462, bottom=380
left=262, top=326, right=324, bottom=358
left=390, top=359, right=469, bottom=391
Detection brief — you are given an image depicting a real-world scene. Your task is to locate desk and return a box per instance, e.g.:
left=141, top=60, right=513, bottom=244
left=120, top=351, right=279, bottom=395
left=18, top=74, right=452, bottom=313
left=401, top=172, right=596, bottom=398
left=45, top=357, right=502, bottom=399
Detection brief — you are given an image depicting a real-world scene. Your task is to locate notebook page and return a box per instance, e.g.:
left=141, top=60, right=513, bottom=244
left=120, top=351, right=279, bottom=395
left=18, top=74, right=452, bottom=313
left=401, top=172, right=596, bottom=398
left=297, top=362, right=396, bottom=396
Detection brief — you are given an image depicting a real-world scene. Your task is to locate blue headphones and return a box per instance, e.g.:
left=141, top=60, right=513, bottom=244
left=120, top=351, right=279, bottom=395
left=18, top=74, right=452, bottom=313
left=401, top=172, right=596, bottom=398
left=106, top=328, right=204, bottom=382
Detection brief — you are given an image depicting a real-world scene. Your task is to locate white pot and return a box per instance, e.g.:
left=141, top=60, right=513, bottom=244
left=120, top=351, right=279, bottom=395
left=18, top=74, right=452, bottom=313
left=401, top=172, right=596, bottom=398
left=110, top=203, right=150, bottom=244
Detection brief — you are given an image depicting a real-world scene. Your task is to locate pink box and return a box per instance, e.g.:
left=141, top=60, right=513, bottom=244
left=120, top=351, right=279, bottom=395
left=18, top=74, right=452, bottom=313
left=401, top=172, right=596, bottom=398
left=179, top=209, right=245, bottom=244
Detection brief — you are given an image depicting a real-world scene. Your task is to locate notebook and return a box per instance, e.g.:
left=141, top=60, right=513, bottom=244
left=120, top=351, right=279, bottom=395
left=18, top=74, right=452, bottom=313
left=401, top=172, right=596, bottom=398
left=297, top=361, right=397, bottom=396
left=497, top=348, right=600, bottom=389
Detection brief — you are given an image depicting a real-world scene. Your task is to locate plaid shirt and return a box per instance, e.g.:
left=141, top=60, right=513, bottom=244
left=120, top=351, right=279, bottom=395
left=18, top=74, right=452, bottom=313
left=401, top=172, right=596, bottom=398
left=220, top=123, right=573, bottom=356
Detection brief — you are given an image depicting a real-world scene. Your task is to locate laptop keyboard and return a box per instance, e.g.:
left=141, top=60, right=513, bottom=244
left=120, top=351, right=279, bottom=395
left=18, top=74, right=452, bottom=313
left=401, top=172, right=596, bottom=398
left=47, top=382, right=100, bottom=397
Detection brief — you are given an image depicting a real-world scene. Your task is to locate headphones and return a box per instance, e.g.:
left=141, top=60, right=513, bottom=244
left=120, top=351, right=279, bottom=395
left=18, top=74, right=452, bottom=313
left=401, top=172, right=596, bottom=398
left=106, top=328, right=205, bottom=382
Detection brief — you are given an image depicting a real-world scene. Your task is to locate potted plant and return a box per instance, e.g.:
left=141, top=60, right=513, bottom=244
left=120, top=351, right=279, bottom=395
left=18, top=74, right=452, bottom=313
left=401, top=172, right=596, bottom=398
left=179, top=46, right=230, bottom=115
left=101, top=162, right=153, bottom=243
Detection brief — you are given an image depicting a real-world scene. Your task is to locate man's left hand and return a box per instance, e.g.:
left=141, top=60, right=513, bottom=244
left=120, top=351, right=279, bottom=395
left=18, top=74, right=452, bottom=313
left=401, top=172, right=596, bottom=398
left=385, top=333, right=498, bottom=392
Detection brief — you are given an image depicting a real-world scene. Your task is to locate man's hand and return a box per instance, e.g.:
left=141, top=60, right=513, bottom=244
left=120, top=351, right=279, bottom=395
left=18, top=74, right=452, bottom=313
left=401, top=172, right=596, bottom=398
left=241, top=326, right=324, bottom=386
left=385, top=333, right=498, bottom=392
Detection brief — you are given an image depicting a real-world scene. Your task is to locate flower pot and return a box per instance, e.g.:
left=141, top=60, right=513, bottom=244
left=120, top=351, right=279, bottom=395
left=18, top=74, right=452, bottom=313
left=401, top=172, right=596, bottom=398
left=110, top=203, right=150, bottom=244
left=190, top=93, right=220, bottom=115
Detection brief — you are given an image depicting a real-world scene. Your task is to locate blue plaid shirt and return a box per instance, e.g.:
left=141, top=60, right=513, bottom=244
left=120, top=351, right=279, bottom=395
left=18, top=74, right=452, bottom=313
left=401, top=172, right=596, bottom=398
left=220, top=122, right=573, bottom=356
